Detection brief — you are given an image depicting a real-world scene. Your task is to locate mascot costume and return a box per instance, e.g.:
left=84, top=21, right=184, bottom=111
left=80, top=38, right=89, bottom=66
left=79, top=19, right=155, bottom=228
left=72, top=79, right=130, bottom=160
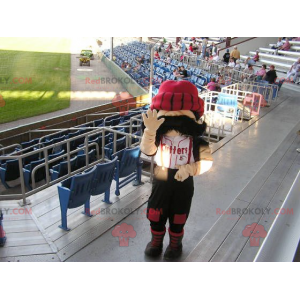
left=140, top=80, right=213, bottom=260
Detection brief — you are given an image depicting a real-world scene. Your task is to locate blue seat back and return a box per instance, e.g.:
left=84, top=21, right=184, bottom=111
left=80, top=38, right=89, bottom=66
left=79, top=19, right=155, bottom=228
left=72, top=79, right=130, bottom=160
left=90, top=157, right=117, bottom=196
left=0, top=159, right=20, bottom=181
left=60, top=167, right=96, bottom=209
left=24, top=158, right=46, bottom=183
left=216, top=93, right=238, bottom=113
left=113, top=147, right=141, bottom=178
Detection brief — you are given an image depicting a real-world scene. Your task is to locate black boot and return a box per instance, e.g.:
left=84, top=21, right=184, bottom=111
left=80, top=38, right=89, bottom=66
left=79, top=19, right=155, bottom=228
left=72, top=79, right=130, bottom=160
left=144, top=228, right=166, bottom=257
left=164, top=229, right=184, bottom=261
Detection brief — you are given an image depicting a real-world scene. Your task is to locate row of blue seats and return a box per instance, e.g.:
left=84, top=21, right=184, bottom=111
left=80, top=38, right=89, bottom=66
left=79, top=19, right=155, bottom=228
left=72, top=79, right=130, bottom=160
left=58, top=146, right=143, bottom=231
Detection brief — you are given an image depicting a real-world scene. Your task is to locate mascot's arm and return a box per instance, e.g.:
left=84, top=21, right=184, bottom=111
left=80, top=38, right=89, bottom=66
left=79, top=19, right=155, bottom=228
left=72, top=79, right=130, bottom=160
left=140, top=109, right=164, bottom=156
left=174, top=144, right=213, bottom=182
left=140, top=128, right=158, bottom=156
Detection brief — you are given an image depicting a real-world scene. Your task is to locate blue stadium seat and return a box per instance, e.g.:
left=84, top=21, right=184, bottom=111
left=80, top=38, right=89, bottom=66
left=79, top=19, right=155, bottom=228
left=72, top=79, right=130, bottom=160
left=23, top=158, right=46, bottom=190
left=90, top=157, right=118, bottom=204
left=75, top=149, right=97, bottom=170
left=112, top=146, right=143, bottom=196
left=58, top=166, right=96, bottom=231
left=104, top=136, right=127, bottom=159
left=50, top=156, right=77, bottom=181
left=0, top=159, right=20, bottom=189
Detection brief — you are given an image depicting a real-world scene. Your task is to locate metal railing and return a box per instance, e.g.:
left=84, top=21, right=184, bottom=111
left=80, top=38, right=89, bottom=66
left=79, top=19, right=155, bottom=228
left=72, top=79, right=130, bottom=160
left=0, top=115, right=144, bottom=205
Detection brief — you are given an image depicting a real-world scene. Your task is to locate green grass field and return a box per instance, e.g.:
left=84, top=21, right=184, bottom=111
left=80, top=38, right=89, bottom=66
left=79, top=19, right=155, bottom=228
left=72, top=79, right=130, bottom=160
left=0, top=37, right=71, bottom=124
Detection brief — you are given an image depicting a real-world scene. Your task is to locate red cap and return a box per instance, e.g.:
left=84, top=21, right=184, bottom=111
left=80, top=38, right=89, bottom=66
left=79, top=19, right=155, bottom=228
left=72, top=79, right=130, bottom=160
left=151, top=80, right=204, bottom=117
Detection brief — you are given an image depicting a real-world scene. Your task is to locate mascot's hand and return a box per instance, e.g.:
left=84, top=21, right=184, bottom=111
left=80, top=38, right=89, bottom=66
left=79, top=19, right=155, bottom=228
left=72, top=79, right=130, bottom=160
left=174, top=166, right=190, bottom=182
left=142, top=109, right=165, bottom=133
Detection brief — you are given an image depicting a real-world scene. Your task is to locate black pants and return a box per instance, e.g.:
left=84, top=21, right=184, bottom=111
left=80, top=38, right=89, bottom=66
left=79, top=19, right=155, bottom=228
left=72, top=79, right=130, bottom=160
left=147, top=169, right=194, bottom=233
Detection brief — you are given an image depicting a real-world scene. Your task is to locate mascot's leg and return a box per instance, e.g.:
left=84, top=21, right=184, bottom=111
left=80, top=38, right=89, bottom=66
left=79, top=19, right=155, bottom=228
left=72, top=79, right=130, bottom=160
left=145, top=178, right=170, bottom=257
left=164, top=176, right=194, bottom=261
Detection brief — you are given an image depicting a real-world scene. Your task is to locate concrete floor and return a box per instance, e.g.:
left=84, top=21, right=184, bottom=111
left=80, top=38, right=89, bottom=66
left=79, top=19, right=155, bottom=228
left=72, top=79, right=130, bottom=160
left=67, top=89, right=300, bottom=262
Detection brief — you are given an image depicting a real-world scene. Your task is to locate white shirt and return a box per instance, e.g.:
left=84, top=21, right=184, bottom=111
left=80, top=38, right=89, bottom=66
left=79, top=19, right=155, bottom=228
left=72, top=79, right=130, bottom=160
left=228, top=62, right=235, bottom=68
left=155, top=135, right=194, bottom=169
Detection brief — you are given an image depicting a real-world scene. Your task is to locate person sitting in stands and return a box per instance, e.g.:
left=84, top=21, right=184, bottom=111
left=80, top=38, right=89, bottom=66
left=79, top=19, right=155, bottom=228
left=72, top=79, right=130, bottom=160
left=212, top=53, right=220, bottom=63
left=178, top=66, right=188, bottom=79
left=223, top=49, right=230, bottom=64
left=137, top=55, right=145, bottom=64
left=165, top=55, right=171, bottom=64
left=218, top=75, right=225, bottom=85
left=234, top=59, right=241, bottom=71
left=286, top=58, right=300, bottom=83
left=173, top=68, right=180, bottom=79
left=277, top=39, right=290, bottom=53
left=242, top=64, right=255, bottom=82
left=154, top=51, right=160, bottom=60
left=263, top=65, right=277, bottom=84
left=166, top=42, right=173, bottom=53
left=271, top=38, right=283, bottom=50
left=206, top=77, right=218, bottom=91
left=253, top=51, right=259, bottom=62
left=189, top=43, right=194, bottom=53
left=134, top=62, right=141, bottom=72
left=228, top=58, right=235, bottom=68
left=121, top=62, right=127, bottom=69
left=245, top=56, right=256, bottom=66
left=256, top=64, right=267, bottom=80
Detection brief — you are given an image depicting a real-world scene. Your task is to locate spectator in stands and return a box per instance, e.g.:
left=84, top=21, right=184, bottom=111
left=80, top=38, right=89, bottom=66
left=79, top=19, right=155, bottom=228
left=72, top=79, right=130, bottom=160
left=271, top=38, right=283, bottom=50
left=230, top=46, right=240, bottom=63
left=134, top=62, right=142, bottom=72
left=121, top=61, right=127, bottom=69
left=206, top=77, right=219, bottom=91
left=178, top=66, right=188, bottom=79
left=286, top=58, right=300, bottom=83
left=166, top=42, right=173, bottom=53
left=256, top=64, right=267, bottom=80
left=245, top=56, right=256, bottom=66
left=263, top=65, right=277, bottom=84
left=228, top=58, right=235, bottom=68
left=242, top=65, right=255, bottom=82
left=278, top=38, right=291, bottom=52
left=136, top=55, right=145, bottom=64
left=212, top=53, right=220, bottom=63
left=210, top=42, right=217, bottom=56
left=292, top=37, right=300, bottom=41
left=201, top=38, right=208, bottom=59
left=192, top=40, right=198, bottom=51
left=189, top=43, right=194, bottom=53
left=165, top=55, right=171, bottom=64
left=217, top=75, right=225, bottom=86
left=173, top=68, right=180, bottom=79
left=234, top=59, right=241, bottom=71
left=223, top=49, right=230, bottom=64
left=154, top=51, right=160, bottom=60
left=181, top=41, right=187, bottom=54
left=253, top=51, right=260, bottom=62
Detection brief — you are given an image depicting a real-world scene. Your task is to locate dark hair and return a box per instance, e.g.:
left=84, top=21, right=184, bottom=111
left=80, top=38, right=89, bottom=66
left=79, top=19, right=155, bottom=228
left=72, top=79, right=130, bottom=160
left=211, top=78, right=216, bottom=82
left=262, top=64, right=267, bottom=69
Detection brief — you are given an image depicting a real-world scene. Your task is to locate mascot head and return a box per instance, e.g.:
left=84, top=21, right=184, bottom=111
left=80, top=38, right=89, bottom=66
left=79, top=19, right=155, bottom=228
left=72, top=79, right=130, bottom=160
left=150, top=80, right=206, bottom=139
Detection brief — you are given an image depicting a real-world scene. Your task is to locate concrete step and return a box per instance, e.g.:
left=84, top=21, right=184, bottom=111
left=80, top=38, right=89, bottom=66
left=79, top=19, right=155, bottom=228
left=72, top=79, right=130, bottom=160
left=249, top=51, right=297, bottom=63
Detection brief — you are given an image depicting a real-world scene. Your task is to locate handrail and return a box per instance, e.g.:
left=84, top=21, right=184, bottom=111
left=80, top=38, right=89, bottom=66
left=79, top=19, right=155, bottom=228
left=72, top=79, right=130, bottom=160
left=0, top=116, right=144, bottom=205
